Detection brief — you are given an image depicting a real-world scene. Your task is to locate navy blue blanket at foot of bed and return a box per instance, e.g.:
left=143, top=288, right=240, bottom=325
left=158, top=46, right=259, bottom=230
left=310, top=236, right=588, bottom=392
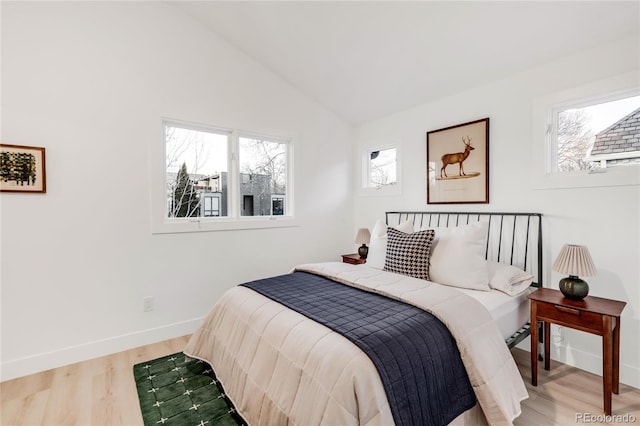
left=241, top=271, right=476, bottom=426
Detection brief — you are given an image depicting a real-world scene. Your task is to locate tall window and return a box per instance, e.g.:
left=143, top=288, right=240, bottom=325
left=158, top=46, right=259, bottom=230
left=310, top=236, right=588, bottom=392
left=165, top=124, right=229, bottom=218
left=366, top=147, right=397, bottom=188
left=162, top=121, right=291, bottom=226
left=550, top=93, right=640, bottom=172
left=238, top=136, right=288, bottom=216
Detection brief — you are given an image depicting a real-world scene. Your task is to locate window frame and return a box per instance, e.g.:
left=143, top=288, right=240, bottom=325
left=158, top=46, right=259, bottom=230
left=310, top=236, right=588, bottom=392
left=531, top=72, right=640, bottom=190
left=359, top=141, right=401, bottom=196
left=237, top=132, right=291, bottom=218
left=151, top=119, right=297, bottom=234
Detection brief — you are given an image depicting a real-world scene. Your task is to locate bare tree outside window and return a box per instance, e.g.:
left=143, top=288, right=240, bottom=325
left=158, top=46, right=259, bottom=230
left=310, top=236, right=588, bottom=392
left=171, top=162, right=200, bottom=217
left=557, top=109, right=597, bottom=172
left=165, top=124, right=228, bottom=218
left=368, top=148, right=396, bottom=187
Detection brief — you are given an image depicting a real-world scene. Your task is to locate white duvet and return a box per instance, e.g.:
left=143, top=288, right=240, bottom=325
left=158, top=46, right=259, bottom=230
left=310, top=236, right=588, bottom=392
left=184, top=262, right=528, bottom=425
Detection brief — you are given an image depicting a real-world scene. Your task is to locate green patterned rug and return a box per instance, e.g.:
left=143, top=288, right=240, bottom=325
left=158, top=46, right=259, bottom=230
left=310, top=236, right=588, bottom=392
left=134, top=352, right=246, bottom=426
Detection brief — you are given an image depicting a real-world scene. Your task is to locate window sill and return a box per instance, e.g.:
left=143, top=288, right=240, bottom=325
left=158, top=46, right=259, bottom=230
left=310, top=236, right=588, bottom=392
left=531, top=165, right=639, bottom=191
left=358, top=184, right=402, bottom=197
left=151, top=216, right=299, bottom=234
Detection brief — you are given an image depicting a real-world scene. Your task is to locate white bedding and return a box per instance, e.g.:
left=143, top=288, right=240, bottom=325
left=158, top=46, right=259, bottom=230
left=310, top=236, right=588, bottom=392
left=184, top=262, right=528, bottom=425
left=456, top=286, right=534, bottom=340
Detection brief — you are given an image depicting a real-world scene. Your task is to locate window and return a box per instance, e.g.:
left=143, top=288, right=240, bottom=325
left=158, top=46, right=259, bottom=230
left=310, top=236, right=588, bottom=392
left=271, top=195, right=285, bottom=215
left=202, top=193, right=221, bottom=217
left=358, top=142, right=401, bottom=196
left=551, top=94, right=640, bottom=172
left=165, top=124, right=229, bottom=218
left=238, top=136, right=288, bottom=216
left=531, top=72, right=640, bottom=189
left=366, top=147, right=397, bottom=188
left=152, top=120, right=295, bottom=233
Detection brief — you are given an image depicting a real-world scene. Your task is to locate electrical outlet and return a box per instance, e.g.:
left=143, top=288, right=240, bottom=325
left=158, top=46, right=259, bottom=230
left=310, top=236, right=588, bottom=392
left=143, top=296, right=154, bottom=312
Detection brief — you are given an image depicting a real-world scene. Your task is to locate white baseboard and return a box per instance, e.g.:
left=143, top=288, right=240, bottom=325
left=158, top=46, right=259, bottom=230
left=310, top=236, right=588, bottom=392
left=0, top=317, right=203, bottom=382
left=516, top=337, right=640, bottom=389
left=550, top=342, right=640, bottom=390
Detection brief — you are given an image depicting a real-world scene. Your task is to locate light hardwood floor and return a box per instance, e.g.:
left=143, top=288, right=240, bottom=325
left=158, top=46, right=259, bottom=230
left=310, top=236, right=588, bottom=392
left=1, top=336, right=639, bottom=425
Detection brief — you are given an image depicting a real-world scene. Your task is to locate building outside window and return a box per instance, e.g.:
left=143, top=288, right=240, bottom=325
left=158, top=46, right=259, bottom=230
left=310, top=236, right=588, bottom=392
left=164, top=122, right=290, bottom=221
left=238, top=136, right=288, bottom=216
left=585, top=106, right=640, bottom=168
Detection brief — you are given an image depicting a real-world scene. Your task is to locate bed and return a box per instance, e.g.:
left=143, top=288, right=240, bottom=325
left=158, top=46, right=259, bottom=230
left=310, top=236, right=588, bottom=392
left=184, top=211, right=543, bottom=426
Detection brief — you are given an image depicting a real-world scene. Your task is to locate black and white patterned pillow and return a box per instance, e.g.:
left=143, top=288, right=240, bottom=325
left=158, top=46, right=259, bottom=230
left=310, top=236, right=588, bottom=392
left=384, top=228, right=435, bottom=280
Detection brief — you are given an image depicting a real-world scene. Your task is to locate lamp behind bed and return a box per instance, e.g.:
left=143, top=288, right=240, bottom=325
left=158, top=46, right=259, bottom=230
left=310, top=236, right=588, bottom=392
left=354, top=228, right=371, bottom=259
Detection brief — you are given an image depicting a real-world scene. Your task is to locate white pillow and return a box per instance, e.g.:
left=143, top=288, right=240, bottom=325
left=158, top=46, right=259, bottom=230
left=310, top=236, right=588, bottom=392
left=487, top=260, right=534, bottom=295
left=367, top=219, right=414, bottom=269
left=428, top=221, right=491, bottom=291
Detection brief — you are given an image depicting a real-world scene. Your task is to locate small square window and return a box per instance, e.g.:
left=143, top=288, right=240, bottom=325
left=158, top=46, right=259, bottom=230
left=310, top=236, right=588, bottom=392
left=367, top=147, right=397, bottom=188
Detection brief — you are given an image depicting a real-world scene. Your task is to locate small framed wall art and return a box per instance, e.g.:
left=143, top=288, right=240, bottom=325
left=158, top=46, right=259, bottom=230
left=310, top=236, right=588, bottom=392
left=426, top=118, right=489, bottom=204
left=0, top=144, right=47, bottom=193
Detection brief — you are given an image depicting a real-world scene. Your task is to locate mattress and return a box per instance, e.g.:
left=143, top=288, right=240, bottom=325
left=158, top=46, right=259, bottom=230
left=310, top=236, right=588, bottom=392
left=456, top=286, right=535, bottom=340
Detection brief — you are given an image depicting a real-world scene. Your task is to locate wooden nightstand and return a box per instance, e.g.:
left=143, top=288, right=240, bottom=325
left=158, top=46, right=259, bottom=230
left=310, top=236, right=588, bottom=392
left=528, top=288, right=626, bottom=415
left=341, top=253, right=366, bottom=265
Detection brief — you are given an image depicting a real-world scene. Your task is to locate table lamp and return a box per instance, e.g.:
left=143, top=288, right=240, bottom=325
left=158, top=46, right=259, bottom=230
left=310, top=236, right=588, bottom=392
left=355, top=228, right=371, bottom=259
left=552, top=244, right=597, bottom=300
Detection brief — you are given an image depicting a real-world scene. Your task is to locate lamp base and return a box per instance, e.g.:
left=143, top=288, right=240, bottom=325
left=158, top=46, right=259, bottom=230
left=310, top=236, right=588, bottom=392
left=559, top=276, right=589, bottom=300
left=358, top=244, right=369, bottom=259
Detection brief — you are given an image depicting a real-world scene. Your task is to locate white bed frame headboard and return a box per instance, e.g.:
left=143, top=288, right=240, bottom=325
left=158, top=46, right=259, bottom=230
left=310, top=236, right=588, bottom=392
left=385, top=211, right=543, bottom=288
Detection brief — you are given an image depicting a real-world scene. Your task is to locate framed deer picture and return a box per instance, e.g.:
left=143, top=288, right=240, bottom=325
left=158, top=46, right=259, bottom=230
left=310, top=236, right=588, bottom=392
left=426, top=118, right=489, bottom=204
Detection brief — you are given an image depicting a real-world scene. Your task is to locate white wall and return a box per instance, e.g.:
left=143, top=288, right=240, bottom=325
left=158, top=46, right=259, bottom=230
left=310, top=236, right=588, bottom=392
left=0, top=2, right=354, bottom=380
left=354, top=35, right=640, bottom=388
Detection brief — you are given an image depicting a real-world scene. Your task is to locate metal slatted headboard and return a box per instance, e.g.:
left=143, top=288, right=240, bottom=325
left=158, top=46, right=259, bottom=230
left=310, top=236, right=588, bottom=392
left=385, top=211, right=543, bottom=288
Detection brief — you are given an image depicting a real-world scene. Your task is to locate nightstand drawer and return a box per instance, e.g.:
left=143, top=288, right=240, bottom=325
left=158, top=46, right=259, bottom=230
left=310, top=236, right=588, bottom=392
left=342, top=254, right=366, bottom=265
left=537, top=302, right=603, bottom=333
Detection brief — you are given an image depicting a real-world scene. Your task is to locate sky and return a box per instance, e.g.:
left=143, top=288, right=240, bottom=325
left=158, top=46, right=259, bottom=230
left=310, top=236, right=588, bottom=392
left=166, top=127, right=228, bottom=175
left=166, top=127, right=285, bottom=178
left=586, top=95, right=640, bottom=133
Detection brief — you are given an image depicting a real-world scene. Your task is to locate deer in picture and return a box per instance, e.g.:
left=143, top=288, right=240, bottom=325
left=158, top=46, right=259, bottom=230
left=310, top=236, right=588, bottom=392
left=440, top=136, right=474, bottom=178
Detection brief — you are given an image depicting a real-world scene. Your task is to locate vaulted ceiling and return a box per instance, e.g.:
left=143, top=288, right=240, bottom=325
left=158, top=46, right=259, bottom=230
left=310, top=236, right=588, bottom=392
left=171, top=1, right=640, bottom=125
